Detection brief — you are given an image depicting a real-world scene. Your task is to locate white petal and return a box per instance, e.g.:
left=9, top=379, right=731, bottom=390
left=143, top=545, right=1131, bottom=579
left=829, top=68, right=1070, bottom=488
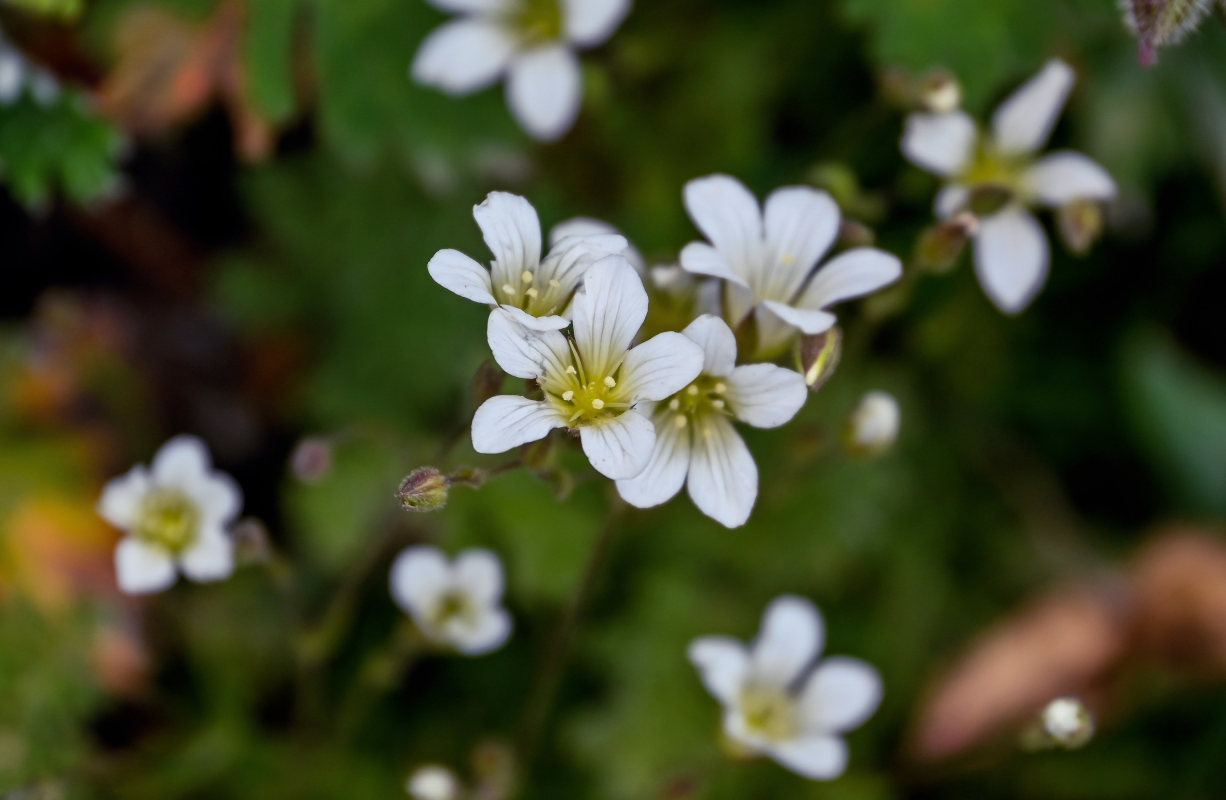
left=411, top=19, right=517, bottom=94
left=686, top=414, right=757, bottom=529
left=97, top=466, right=151, bottom=529
left=571, top=255, right=647, bottom=376
left=179, top=529, right=235, bottom=583
left=487, top=308, right=572, bottom=379
left=390, top=546, right=452, bottom=618
left=751, top=595, right=824, bottom=686
left=452, top=548, right=504, bottom=605
left=681, top=314, right=738, bottom=377
left=900, top=112, right=978, bottom=177
left=615, top=411, right=692, bottom=508
left=497, top=304, right=571, bottom=332
left=621, top=332, right=704, bottom=402
left=798, top=657, right=883, bottom=734
left=538, top=232, right=629, bottom=300
left=991, top=59, right=1075, bottom=156
left=1025, top=151, right=1117, bottom=206
left=760, top=301, right=837, bottom=336
left=424, top=0, right=512, bottom=11
left=935, top=184, right=970, bottom=218
left=548, top=216, right=619, bottom=246
left=769, top=736, right=848, bottom=781
left=506, top=45, right=582, bottom=142
left=472, top=396, right=565, bottom=453
left=683, top=175, right=762, bottom=282
left=973, top=207, right=1050, bottom=314
left=761, top=187, right=840, bottom=303
left=679, top=242, right=749, bottom=287
left=152, top=435, right=212, bottom=487
left=563, top=0, right=631, bottom=47
left=799, top=248, right=902, bottom=311
left=688, top=636, right=750, bottom=705
left=724, top=363, right=807, bottom=429
left=579, top=409, right=655, bottom=479
left=115, top=538, right=177, bottom=595
left=190, top=472, right=243, bottom=528
left=452, top=608, right=512, bottom=656
left=474, top=192, right=543, bottom=290
left=428, top=249, right=496, bottom=305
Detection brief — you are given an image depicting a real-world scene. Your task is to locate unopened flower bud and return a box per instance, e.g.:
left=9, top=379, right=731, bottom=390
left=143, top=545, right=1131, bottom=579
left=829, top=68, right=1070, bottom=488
left=916, top=213, right=978, bottom=273
left=290, top=436, right=333, bottom=484
left=839, top=220, right=876, bottom=248
left=1057, top=199, right=1105, bottom=256
left=406, top=764, right=461, bottom=800
left=231, top=518, right=273, bottom=565
left=1040, top=696, right=1095, bottom=749
left=798, top=328, right=842, bottom=392
left=919, top=68, right=962, bottom=113
left=1121, top=0, right=1215, bottom=65
left=471, top=360, right=506, bottom=407
left=397, top=468, right=449, bottom=512
left=845, top=390, right=900, bottom=457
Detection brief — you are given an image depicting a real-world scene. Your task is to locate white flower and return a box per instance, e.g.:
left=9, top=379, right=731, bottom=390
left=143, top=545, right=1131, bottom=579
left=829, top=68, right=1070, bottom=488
left=679, top=174, right=902, bottom=359
left=411, top=0, right=631, bottom=141
left=428, top=191, right=628, bottom=332
left=689, top=596, right=882, bottom=781
left=406, top=764, right=462, bottom=800
left=96, top=436, right=242, bottom=595
left=390, top=546, right=512, bottom=656
left=615, top=315, right=807, bottom=528
left=472, top=255, right=704, bottom=479
left=0, top=29, right=60, bottom=107
left=1040, top=696, right=1094, bottom=748
left=845, top=390, right=900, bottom=456
left=901, top=60, right=1118, bottom=314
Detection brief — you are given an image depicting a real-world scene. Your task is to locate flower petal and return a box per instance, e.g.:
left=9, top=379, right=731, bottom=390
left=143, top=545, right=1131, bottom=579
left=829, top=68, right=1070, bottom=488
left=579, top=409, right=655, bottom=479
left=115, top=538, right=177, bottom=595
left=798, top=656, right=883, bottom=734
left=991, top=59, right=1075, bottom=156
left=563, top=0, right=631, bottom=47
left=760, top=300, right=837, bottom=336
left=539, top=231, right=630, bottom=299
left=548, top=216, right=619, bottom=246
left=799, top=248, right=902, bottom=311
left=472, top=396, right=565, bottom=454
left=769, top=736, right=848, bottom=781
left=686, top=414, right=757, bottom=528
left=621, top=332, right=704, bottom=402
left=973, top=207, right=1050, bottom=314
left=615, top=410, right=692, bottom=508
left=683, top=175, right=762, bottom=283
left=724, top=363, right=807, bottom=429
left=390, top=545, right=452, bottom=618
left=179, top=529, right=235, bottom=583
left=751, top=595, right=824, bottom=686
left=761, top=186, right=840, bottom=303
left=506, top=45, right=582, bottom=142
left=681, top=314, right=738, bottom=377
left=901, top=112, right=977, bottom=177
left=497, top=304, right=571, bottom=332
left=571, top=255, right=647, bottom=376
left=679, top=242, right=749, bottom=287
left=688, top=636, right=750, bottom=705
left=428, top=249, right=497, bottom=305
left=935, top=184, right=970, bottom=218
left=452, top=548, right=504, bottom=605
left=452, top=608, right=513, bottom=656
left=190, top=472, right=243, bottom=528
left=487, top=307, right=572, bottom=379
left=97, top=466, right=151, bottom=529
left=152, top=435, right=212, bottom=487
left=1025, top=151, right=1117, bottom=206
left=411, top=19, right=517, bottom=94
left=474, top=191, right=543, bottom=291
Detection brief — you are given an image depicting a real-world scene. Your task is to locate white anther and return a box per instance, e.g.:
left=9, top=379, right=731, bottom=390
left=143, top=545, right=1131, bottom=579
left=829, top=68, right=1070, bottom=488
left=521, top=270, right=534, bottom=284
left=591, top=398, right=605, bottom=410
left=562, top=390, right=575, bottom=402
left=603, top=376, right=616, bottom=388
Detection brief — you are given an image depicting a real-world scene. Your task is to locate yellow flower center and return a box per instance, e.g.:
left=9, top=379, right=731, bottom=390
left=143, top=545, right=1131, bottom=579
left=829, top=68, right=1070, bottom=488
left=739, top=685, right=800, bottom=741
left=497, top=269, right=569, bottom=318
left=661, top=376, right=731, bottom=431
left=511, top=0, right=564, bottom=45
left=430, top=590, right=476, bottom=629
left=543, top=340, right=633, bottom=427
left=133, top=489, right=200, bottom=554
left=958, top=140, right=1034, bottom=214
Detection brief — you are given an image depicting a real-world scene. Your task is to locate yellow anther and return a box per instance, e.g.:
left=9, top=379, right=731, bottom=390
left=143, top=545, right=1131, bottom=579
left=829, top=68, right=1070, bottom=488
left=686, top=385, right=699, bottom=396
left=521, top=270, right=534, bottom=284
left=562, top=390, right=575, bottom=402
left=591, top=398, right=605, bottom=410
left=714, top=382, right=727, bottom=393
left=501, top=283, right=516, bottom=295
left=549, top=279, right=561, bottom=288
left=566, top=365, right=578, bottom=375
left=603, top=376, right=617, bottom=388
left=674, top=414, right=687, bottom=428
left=526, top=287, right=539, bottom=298
left=712, top=399, right=726, bottom=410
left=668, top=398, right=680, bottom=411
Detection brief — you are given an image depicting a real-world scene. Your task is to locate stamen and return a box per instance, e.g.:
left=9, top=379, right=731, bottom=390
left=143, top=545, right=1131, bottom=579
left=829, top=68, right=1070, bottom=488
left=668, top=398, right=680, bottom=411
left=686, top=385, right=699, bottom=396
left=674, top=415, right=687, bottom=428
left=566, top=365, right=578, bottom=375
left=521, top=270, right=534, bottom=284
left=562, top=390, right=575, bottom=402
left=591, top=398, right=605, bottom=410
left=501, top=283, right=516, bottom=295
left=714, top=382, right=727, bottom=393
left=603, top=376, right=617, bottom=388
left=549, top=279, right=561, bottom=288
left=526, top=287, right=539, bottom=298
left=712, top=399, right=725, bottom=410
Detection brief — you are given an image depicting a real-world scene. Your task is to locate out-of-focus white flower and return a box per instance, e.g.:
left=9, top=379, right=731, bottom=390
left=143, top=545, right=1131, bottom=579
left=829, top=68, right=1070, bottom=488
left=390, top=546, right=512, bottom=656
left=473, top=256, right=704, bottom=479
left=678, top=174, right=902, bottom=359
left=845, top=390, right=900, bottom=457
left=428, top=191, right=627, bottom=332
left=616, top=315, right=807, bottom=528
left=901, top=60, right=1117, bottom=314
left=406, top=764, right=463, bottom=800
left=97, top=436, right=242, bottom=595
left=0, top=29, right=60, bottom=107
left=1040, top=696, right=1095, bottom=748
left=689, top=596, right=882, bottom=781
left=411, top=0, right=631, bottom=141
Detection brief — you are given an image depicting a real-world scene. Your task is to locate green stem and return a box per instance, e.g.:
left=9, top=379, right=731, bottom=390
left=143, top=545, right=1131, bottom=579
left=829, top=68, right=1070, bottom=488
left=335, top=620, right=423, bottom=739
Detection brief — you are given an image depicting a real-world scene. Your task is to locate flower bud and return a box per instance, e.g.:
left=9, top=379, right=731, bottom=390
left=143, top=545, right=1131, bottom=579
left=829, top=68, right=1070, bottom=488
left=845, top=391, right=900, bottom=457
left=915, top=213, right=978, bottom=273
left=470, top=360, right=506, bottom=407
left=1121, top=0, right=1215, bottom=65
left=1040, top=696, right=1095, bottom=749
left=231, top=518, right=273, bottom=565
left=406, top=765, right=462, bottom=800
left=397, top=468, right=449, bottom=512
left=839, top=220, right=876, bottom=248
left=1057, top=199, right=1105, bottom=256
left=290, top=436, right=333, bottom=484
left=919, top=68, right=962, bottom=113
left=967, top=185, right=1013, bottom=217
left=797, top=328, right=842, bottom=392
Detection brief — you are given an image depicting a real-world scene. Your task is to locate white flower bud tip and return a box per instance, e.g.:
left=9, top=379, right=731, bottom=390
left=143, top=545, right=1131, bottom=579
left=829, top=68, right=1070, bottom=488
left=846, top=390, right=901, bottom=457
left=406, top=764, right=461, bottom=800
left=1041, top=696, right=1095, bottom=748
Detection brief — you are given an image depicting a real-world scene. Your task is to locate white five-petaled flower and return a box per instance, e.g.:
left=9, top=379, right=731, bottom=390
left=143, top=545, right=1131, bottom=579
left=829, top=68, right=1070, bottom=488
left=901, top=59, right=1118, bottom=314
left=616, top=315, right=807, bottom=528
left=689, top=596, right=882, bottom=781
left=679, top=175, right=903, bottom=359
left=96, top=435, right=242, bottom=595
left=390, top=545, right=513, bottom=656
left=411, top=0, right=631, bottom=141
left=472, top=255, right=705, bottom=479
left=429, top=191, right=628, bottom=332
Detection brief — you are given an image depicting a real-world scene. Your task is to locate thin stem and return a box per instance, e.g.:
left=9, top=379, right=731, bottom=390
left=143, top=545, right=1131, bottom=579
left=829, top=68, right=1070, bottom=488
left=335, top=620, right=423, bottom=739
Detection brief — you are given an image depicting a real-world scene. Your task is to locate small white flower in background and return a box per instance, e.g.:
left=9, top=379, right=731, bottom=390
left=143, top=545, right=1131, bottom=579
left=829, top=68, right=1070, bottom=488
left=0, top=28, right=61, bottom=107
left=901, top=60, right=1118, bottom=314
left=411, top=0, right=631, bottom=141
left=406, top=764, right=463, bottom=800
left=390, top=546, right=513, bottom=656
left=428, top=191, right=628, bottom=331
left=616, top=315, right=807, bottom=528
left=845, top=390, right=900, bottom=457
left=1040, top=696, right=1094, bottom=748
left=689, top=596, right=882, bottom=781
left=679, top=174, right=902, bottom=359
left=97, top=436, right=242, bottom=595
left=473, top=255, right=704, bottom=479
